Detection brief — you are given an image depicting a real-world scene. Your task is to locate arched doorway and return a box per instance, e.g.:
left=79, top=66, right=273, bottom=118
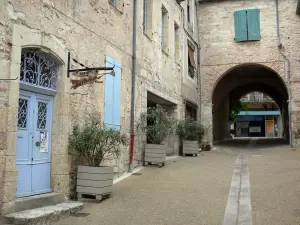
left=16, top=48, right=59, bottom=197
left=212, top=64, right=289, bottom=143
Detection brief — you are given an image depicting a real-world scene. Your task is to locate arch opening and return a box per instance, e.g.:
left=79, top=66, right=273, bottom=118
left=212, top=64, right=289, bottom=143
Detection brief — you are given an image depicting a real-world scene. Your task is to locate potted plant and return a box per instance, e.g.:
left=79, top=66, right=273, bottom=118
left=137, top=105, right=176, bottom=167
left=68, top=113, right=129, bottom=201
left=177, top=119, right=204, bottom=156
left=204, top=142, right=212, bottom=151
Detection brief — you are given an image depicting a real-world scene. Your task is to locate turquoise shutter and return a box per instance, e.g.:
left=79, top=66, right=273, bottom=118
left=105, top=56, right=121, bottom=130
left=234, top=10, right=247, bottom=42
left=247, top=9, right=260, bottom=41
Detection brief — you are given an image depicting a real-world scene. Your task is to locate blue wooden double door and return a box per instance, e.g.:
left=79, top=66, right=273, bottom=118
left=16, top=90, right=53, bottom=197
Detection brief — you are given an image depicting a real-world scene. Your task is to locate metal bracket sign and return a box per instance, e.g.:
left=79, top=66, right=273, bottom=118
left=67, top=52, right=114, bottom=78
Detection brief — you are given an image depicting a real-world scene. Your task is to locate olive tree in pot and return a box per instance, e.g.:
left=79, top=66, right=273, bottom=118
left=68, top=114, right=129, bottom=201
left=177, top=119, right=204, bottom=156
left=137, top=105, right=176, bottom=167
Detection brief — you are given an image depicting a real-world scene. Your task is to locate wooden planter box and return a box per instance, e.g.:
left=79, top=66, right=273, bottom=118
left=144, top=144, right=166, bottom=167
left=183, top=141, right=198, bottom=156
left=77, top=165, right=113, bottom=201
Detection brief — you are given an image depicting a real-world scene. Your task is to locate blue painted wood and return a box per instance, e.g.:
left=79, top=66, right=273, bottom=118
left=16, top=90, right=53, bottom=197
left=32, top=163, right=52, bottom=194
left=247, top=9, right=260, bottom=41
left=234, top=10, right=247, bottom=42
left=105, top=57, right=115, bottom=128
left=113, top=65, right=121, bottom=130
left=105, top=56, right=121, bottom=130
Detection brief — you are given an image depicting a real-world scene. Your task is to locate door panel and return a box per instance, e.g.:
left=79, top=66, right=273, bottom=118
left=32, top=163, right=51, bottom=194
left=16, top=91, right=53, bottom=197
left=33, top=95, right=52, bottom=164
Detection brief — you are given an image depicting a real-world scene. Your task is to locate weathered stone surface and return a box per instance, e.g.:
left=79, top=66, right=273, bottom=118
left=5, top=201, right=83, bottom=225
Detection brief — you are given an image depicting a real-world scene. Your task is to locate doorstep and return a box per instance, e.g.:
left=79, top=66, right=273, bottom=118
left=5, top=202, right=83, bottom=225
left=3, top=193, right=84, bottom=225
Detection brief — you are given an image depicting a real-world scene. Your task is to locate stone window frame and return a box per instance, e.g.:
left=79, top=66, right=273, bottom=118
left=161, top=5, right=169, bottom=54
left=143, top=0, right=153, bottom=39
left=108, top=0, right=124, bottom=13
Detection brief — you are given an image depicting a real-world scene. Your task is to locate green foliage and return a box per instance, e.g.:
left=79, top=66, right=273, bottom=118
left=176, top=118, right=205, bottom=143
left=68, top=113, right=129, bottom=167
left=137, top=105, right=176, bottom=144
left=204, top=143, right=212, bottom=151
left=229, top=101, right=248, bottom=123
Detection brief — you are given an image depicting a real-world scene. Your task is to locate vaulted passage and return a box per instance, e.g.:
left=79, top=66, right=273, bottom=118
left=212, top=64, right=289, bottom=143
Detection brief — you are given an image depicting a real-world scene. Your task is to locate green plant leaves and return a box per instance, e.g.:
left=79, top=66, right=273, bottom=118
left=137, top=105, right=176, bottom=144
left=68, top=113, right=129, bottom=167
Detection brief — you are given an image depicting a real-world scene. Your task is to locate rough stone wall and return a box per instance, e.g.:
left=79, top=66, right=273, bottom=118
left=133, top=0, right=184, bottom=162
left=0, top=0, right=188, bottom=213
left=198, top=0, right=300, bottom=145
left=0, top=0, right=134, bottom=213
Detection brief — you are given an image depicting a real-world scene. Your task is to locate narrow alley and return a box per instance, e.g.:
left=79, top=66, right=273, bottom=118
left=55, top=138, right=300, bottom=225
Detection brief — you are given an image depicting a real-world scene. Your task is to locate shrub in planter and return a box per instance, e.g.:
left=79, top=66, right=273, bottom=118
left=177, top=119, right=204, bottom=156
left=204, top=143, right=212, bottom=151
left=137, top=105, right=176, bottom=167
left=68, top=113, right=129, bottom=200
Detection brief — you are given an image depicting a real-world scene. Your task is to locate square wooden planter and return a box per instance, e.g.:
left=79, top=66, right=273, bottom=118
left=183, top=140, right=198, bottom=156
left=144, top=144, right=166, bottom=167
left=77, top=165, right=113, bottom=201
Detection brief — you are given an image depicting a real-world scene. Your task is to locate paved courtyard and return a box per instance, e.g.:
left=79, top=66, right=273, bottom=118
left=56, top=138, right=300, bottom=225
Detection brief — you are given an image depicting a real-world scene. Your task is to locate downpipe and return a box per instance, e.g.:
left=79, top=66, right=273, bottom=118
left=275, top=0, right=292, bottom=147
left=129, top=0, right=137, bottom=172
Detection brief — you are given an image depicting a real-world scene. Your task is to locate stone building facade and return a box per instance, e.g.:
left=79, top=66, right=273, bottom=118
left=0, top=0, right=200, bottom=215
left=198, top=0, right=300, bottom=144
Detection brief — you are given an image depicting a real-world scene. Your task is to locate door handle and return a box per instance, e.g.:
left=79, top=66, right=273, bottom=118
left=35, top=141, right=40, bottom=147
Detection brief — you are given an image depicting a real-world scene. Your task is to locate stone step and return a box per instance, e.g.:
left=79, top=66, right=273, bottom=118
left=6, top=193, right=67, bottom=214
left=4, top=201, right=84, bottom=225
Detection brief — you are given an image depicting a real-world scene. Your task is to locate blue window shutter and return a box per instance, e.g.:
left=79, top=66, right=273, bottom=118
left=113, top=65, right=121, bottom=130
left=105, top=56, right=114, bottom=128
left=234, top=10, right=247, bottom=42
left=105, top=56, right=121, bottom=130
left=247, top=9, right=260, bottom=41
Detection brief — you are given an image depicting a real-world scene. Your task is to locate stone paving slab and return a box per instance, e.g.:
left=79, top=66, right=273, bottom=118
left=249, top=147, right=300, bottom=225
left=55, top=151, right=236, bottom=225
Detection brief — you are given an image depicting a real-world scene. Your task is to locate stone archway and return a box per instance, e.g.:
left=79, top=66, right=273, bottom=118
left=209, top=63, right=289, bottom=143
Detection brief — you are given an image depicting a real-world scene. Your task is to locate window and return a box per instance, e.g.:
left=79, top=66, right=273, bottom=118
left=174, top=23, right=180, bottom=60
left=20, top=48, right=58, bottom=90
left=188, top=42, right=196, bottom=78
left=105, top=56, right=122, bottom=130
left=185, top=101, right=197, bottom=120
left=143, top=0, right=153, bottom=37
left=234, top=9, right=260, bottom=42
left=109, top=0, right=124, bottom=12
left=161, top=6, right=169, bottom=51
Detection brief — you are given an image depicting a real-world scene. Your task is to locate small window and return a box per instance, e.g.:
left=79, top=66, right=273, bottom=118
left=143, top=0, right=153, bottom=37
left=161, top=6, right=169, bottom=51
left=109, top=0, right=124, bottom=12
left=185, top=102, right=197, bottom=120
left=234, top=9, right=260, bottom=42
left=174, top=23, right=180, bottom=60
left=188, top=43, right=196, bottom=78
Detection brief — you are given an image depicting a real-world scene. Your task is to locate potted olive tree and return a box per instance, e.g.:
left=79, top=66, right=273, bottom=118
left=138, top=105, right=176, bottom=167
left=177, top=119, right=204, bottom=156
left=68, top=113, right=129, bottom=201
